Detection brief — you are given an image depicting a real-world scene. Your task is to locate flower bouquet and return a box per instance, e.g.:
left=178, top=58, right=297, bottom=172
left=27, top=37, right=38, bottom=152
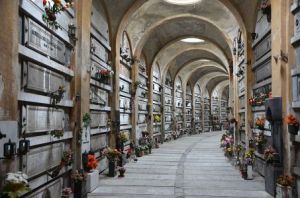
left=102, top=147, right=121, bottom=162
left=61, top=187, right=72, bottom=198
left=120, top=132, right=129, bottom=143
left=255, top=132, right=267, bottom=154
left=285, top=114, right=299, bottom=135
left=264, top=146, right=277, bottom=164
left=255, top=116, right=265, bottom=130
left=86, top=154, right=98, bottom=171
left=244, top=149, right=255, bottom=165
left=95, top=69, right=114, bottom=83
left=1, top=172, right=30, bottom=198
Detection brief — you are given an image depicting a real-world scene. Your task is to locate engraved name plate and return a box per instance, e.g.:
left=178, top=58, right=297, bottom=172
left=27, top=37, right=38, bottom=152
left=90, top=85, right=108, bottom=105
left=120, top=79, right=131, bottom=93
left=138, top=114, right=146, bottom=124
left=27, top=19, right=66, bottom=64
left=26, top=106, right=64, bottom=133
left=91, top=37, right=109, bottom=63
left=91, top=134, right=108, bottom=151
left=24, top=62, right=65, bottom=94
left=25, top=143, right=63, bottom=177
left=120, top=113, right=130, bottom=125
left=153, top=93, right=161, bottom=102
left=90, top=111, right=108, bottom=128
left=120, top=97, right=131, bottom=109
left=138, top=102, right=147, bottom=111
left=165, top=87, right=171, bottom=95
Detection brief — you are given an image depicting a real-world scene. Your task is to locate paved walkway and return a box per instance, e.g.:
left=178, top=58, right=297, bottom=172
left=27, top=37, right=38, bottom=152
left=89, top=132, right=272, bottom=198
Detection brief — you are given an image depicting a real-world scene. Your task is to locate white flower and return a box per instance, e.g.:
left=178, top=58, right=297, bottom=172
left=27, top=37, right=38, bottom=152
left=6, top=172, right=28, bottom=184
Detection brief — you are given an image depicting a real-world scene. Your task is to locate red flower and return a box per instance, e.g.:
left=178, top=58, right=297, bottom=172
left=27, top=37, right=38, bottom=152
left=87, top=154, right=98, bottom=170
left=43, top=0, right=47, bottom=6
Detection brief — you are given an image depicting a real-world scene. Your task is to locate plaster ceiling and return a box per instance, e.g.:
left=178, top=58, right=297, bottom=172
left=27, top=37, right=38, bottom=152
left=101, top=0, right=259, bottom=97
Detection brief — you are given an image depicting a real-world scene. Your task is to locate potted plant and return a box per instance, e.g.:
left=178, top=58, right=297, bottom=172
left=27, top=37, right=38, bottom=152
left=102, top=147, right=121, bottom=177
left=264, top=146, right=277, bottom=164
left=244, top=149, right=255, bottom=180
left=276, top=175, right=294, bottom=198
left=1, top=172, right=30, bottom=198
left=285, top=114, right=299, bottom=135
left=255, top=132, right=267, bottom=154
left=71, top=170, right=87, bottom=198
left=239, top=164, right=247, bottom=179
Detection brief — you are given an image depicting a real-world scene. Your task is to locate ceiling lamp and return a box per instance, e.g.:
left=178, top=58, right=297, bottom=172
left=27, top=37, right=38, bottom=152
left=181, top=38, right=205, bottom=43
left=164, top=0, right=202, bottom=5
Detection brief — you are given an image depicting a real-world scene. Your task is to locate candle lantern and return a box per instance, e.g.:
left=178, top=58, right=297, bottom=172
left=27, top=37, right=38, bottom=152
left=3, top=139, right=16, bottom=159
left=19, top=139, right=30, bottom=155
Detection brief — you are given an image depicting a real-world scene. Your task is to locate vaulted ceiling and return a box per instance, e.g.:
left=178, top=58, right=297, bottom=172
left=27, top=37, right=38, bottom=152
left=102, top=0, right=260, bottom=98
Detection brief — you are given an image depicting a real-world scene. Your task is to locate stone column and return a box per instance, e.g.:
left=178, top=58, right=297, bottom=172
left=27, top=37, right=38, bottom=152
left=0, top=0, right=20, bottom=185
left=72, top=0, right=92, bottom=168
left=271, top=0, right=293, bottom=174
left=245, top=33, right=255, bottom=149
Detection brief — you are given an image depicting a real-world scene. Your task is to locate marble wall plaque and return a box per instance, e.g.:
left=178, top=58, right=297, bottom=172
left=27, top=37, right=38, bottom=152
left=138, top=114, right=147, bottom=124
left=176, top=92, right=182, bottom=98
left=27, top=178, right=62, bottom=198
left=90, top=85, right=108, bottom=105
left=138, top=102, right=147, bottom=111
left=120, top=113, right=130, bottom=125
left=165, top=115, right=172, bottom=122
left=295, top=12, right=300, bottom=35
left=153, top=93, right=161, bottom=102
left=91, top=134, right=108, bottom=151
left=91, top=0, right=109, bottom=42
left=25, top=143, right=63, bottom=177
left=153, top=104, right=160, bottom=113
left=26, top=106, right=64, bottom=133
left=165, top=87, right=171, bottom=95
left=165, top=124, right=171, bottom=131
left=27, top=19, right=66, bottom=64
left=120, top=79, right=131, bottom=93
left=138, top=88, right=148, bottom=98
left=254, top=34, right=271, bottom=62
left=91, top=37, right=109, bottom=63
left=165, top=106, right=172, bottom=112
left=139, top=75, right=147, bottom=86
left=24, top=62, right=65, bottom=94
left=90, top=111, right=108, bottom=128
left=153, top=83, right=160, bottom=92
left=120, top=97, right=131, bottom=110
left=153, top=125, right=161, bottom=133
left=120, top=64, right=131, bottom=79
left=255, top=60, right=271, bottom=83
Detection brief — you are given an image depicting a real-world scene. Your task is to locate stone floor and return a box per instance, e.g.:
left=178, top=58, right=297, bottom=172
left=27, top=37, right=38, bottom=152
left=89, top=132, right=272, bottom=198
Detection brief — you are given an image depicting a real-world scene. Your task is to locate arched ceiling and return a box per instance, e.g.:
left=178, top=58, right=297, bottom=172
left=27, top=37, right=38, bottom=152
left=101, top=0, right=259, bottom=97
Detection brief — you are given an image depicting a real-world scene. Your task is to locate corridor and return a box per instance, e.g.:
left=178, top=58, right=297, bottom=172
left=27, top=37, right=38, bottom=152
left=89, top=132, right=271, bottom=198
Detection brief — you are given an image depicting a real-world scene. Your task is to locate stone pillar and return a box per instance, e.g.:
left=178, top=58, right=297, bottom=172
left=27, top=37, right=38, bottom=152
left=0, top=0, right=20, bottom=186
left=0, top=0, right=19, bottom=121
left=72, top=0, right=92, bottom=168
left=245, top=33, right=255, bottom=149
left=271, top=0, right=292, bottom=174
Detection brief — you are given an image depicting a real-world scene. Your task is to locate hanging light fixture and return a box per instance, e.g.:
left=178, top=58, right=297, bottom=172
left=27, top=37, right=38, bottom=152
left=3, top=139, right=16, bottom=159
left=19, top=138, right=30, bottom=155
left=164, top=0, right=202, bottom=5
left=181, top=38, right=205, bottom=43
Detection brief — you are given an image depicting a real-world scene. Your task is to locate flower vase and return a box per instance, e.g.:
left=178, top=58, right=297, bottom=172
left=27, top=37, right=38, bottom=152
left=247, top=165, right=253, bottom=180
left=288, top=125, right=299, bottom=135
left=241, top=170, right=247, bottom=179
left=74, top=182, right=83, bottom=198
left=108, top=161, right=116, bottom=177
left=276, top=184, right=293, bottom=198
left=118, top=168, right=126, bottom=177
